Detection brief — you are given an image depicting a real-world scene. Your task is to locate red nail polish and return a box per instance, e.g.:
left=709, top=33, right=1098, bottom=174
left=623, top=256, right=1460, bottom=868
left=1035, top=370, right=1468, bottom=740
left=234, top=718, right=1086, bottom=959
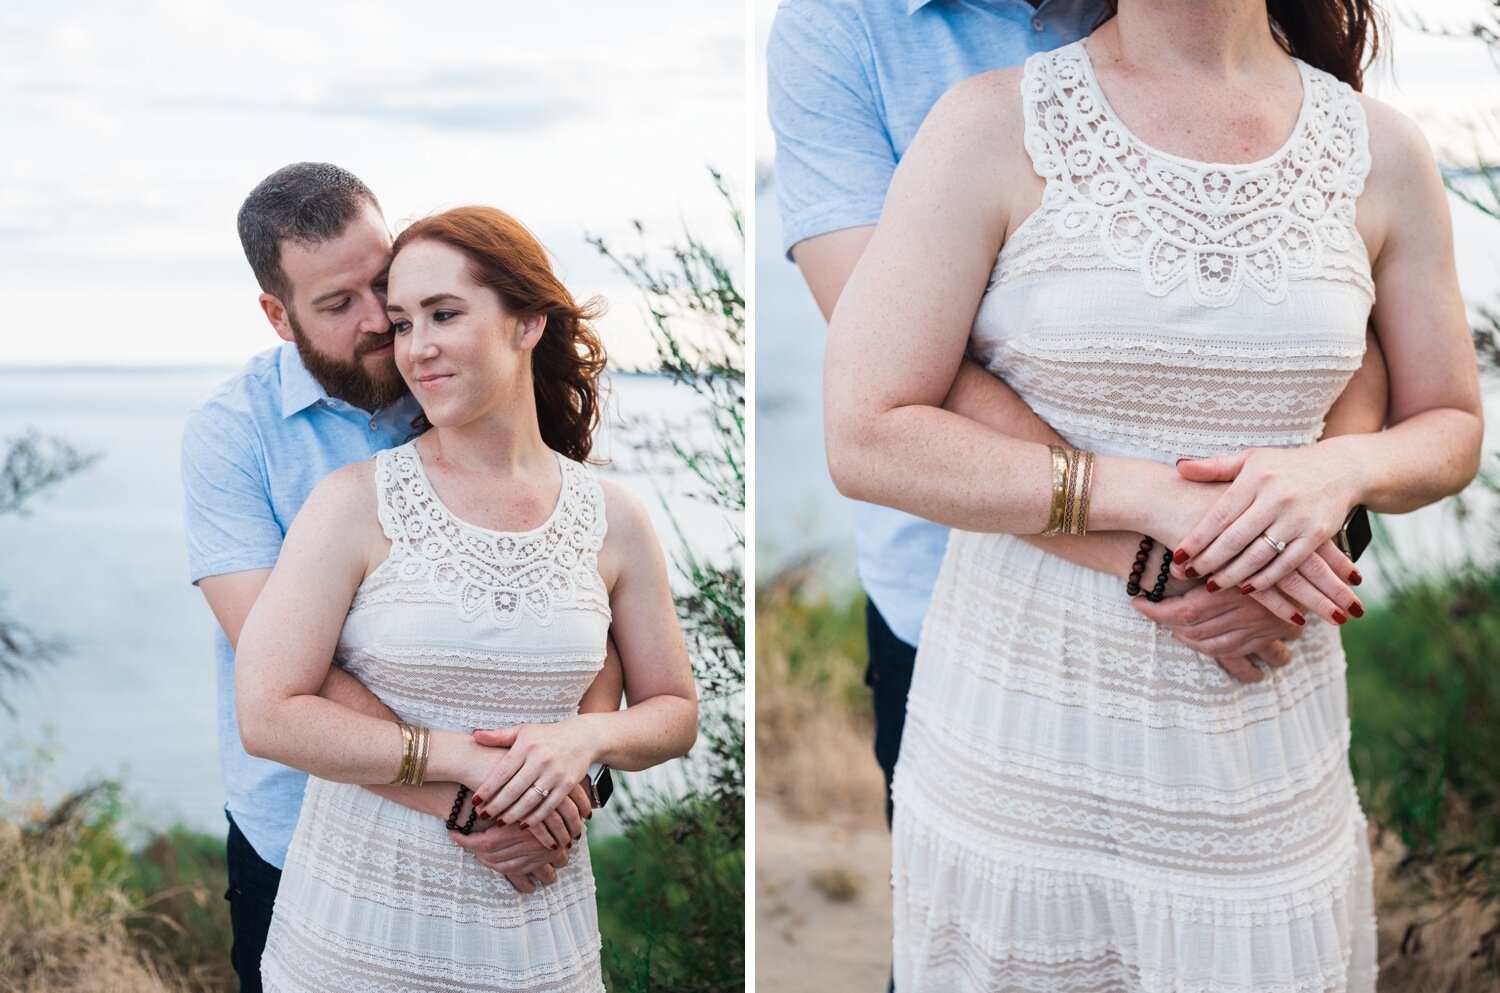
left=519, top=821, right=529, bottom=830
left=1184, top=567, right=1199, bottom=579
left=1332, top=610, right=1347, bottom=625
left=1348, top=602, right=1364, bottom=618
left=1348, top=569, right=1362, bottom=585
left=472, top=795, right=484, bottom=807
left=1172, top=549, right=1189, bottom=564
left=1238, top=583, right=1255, bottom=595
left=1291, top=613, right=1306, bottom=626
left=1205, top=580, right=1219, bottom=593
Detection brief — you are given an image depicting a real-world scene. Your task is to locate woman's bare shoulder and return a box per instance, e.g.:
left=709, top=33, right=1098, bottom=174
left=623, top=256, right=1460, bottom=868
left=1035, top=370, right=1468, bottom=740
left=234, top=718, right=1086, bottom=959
left=922, top=67, right=1028, bottom=150
left=1356, top=92, right=1440, bottom=192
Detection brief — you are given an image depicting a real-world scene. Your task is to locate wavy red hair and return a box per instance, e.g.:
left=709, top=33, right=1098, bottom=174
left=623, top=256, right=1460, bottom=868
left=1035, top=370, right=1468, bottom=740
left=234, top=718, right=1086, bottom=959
left=392, top=207, right=607, bottom=462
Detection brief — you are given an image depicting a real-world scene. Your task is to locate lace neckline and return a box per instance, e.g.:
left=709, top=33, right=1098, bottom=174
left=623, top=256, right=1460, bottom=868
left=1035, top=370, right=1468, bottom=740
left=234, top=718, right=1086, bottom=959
left=1074, top=40, right=1314, bottom=172
left=405, top=442, right=568, bottom=539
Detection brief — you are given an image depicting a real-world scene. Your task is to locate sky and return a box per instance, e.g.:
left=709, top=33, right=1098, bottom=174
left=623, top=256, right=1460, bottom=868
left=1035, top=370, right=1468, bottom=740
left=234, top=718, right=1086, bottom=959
left=0, top=0, right=745, bottom=369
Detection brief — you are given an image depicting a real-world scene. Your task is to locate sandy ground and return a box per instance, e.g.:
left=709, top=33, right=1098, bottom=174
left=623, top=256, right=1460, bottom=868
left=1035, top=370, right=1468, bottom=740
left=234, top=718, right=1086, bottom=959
left=755, top=802, right=894, bottom=993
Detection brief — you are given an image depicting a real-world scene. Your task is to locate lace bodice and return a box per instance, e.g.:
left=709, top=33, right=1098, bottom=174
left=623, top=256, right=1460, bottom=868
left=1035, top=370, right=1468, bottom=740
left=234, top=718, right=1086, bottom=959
left=971, top=42, right=1374, bottom=462
left=336, top=443, right=611, bottom=733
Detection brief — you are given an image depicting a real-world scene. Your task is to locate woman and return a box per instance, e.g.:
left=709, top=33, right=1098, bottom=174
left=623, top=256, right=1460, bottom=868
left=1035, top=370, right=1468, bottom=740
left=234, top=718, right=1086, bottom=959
left=235, top=206, right=698, bottom=992
left=823, top=1, right=1482, bottom=989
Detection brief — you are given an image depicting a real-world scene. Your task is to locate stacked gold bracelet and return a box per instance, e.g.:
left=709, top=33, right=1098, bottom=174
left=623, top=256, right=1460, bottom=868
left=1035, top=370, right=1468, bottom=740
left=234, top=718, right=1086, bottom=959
left=1041, top=445, right=1095, bottom=537
left=392, top=722, right=430, bottom=787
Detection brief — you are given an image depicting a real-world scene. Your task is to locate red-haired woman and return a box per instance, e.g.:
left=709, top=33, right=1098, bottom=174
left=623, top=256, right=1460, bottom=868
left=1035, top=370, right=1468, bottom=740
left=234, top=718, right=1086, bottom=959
left=822, top=0, right=1480, bottom=989
left=235, top=206, right=698, bottom=992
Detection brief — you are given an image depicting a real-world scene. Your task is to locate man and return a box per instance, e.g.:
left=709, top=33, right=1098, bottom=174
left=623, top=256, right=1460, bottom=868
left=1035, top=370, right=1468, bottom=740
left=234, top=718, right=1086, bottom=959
left=182, top=163, right=605, bottom=992
left=768, top=0, right=1389, bottom=831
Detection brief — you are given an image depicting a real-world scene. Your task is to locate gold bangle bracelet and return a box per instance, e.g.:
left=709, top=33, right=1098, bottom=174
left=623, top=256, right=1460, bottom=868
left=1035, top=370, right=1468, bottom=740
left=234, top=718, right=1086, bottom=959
left=1062, top=448, right=1095, bottom=537
left=393, top=722, right=414, bottom=785
left=1042, top=444, right=1069, bottom=536
left=409, top=726, right=430, bottom=787
left=1075, top=450, right=1096, bottom=536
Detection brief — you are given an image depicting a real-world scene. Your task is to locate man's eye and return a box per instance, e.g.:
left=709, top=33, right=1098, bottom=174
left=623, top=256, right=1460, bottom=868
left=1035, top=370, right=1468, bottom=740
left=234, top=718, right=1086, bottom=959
left=328, top=299, right=351, bottom=313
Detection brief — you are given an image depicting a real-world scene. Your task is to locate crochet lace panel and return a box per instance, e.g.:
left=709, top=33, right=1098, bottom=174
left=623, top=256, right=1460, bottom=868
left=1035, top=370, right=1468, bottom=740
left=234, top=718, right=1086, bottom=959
left=1006, top=42, right=1372, bottom=306
left=371, top=444, right=609, bottom=629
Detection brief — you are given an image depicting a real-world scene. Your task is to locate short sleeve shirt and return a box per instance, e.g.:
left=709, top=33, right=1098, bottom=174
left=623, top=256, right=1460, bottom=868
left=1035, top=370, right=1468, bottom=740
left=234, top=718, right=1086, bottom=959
left=767, top=0, right=1105, bottom=645
left=182, top=342, right=420, bottom=868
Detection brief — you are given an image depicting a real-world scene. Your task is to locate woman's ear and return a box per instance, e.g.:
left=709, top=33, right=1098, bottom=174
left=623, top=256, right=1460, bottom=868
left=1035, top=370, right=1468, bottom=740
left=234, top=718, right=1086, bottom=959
left=519, top=315, right=547, bottom=349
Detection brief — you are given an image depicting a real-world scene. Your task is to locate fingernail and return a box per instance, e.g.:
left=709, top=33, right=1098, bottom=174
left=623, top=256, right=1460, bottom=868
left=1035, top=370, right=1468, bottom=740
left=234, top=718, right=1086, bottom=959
left=1348, top=602, right=1364, bottom=618
left=1348, top=569, right=1362, bottom=585
left=548, top=842, right=557, bottom=850
left=1238, top=583, right=1255, bottom=595
left=472, top=795, right=484, bottom=807
left=1175, top=458, right=1188, bottom=466
left=1332, top=609, right=1348, bottom=625
left=1172, top=549, right=1189, bottom=564
left=1184, top=567, right=1198, bottom=579
left=1291, top=613, right=1305, bottom=626
left=519, top=821, right=529, bottom=830
left=1205, top=580, right=1219, bottom=593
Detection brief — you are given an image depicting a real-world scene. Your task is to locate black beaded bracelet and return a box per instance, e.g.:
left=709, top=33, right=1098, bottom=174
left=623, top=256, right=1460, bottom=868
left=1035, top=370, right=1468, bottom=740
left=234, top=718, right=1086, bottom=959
left=1126, top=536, right=1154, bottom=597
left=446, top=785, right=479, bottom=836
left=1127, top=538, right=1175, bottom=602
left=1145, top=544, right=1174, bottom=602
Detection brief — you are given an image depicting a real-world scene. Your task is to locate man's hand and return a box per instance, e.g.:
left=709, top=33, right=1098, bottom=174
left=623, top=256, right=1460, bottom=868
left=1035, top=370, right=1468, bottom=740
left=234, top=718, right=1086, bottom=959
left=1130, top=584, right=1302, bottom=684
left=450, top=820, right=573, bottom=894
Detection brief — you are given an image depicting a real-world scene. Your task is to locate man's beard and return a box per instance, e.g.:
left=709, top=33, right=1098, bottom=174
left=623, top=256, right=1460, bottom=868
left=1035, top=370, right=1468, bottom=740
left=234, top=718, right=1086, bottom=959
left=288, top=311, right=410, bottom=413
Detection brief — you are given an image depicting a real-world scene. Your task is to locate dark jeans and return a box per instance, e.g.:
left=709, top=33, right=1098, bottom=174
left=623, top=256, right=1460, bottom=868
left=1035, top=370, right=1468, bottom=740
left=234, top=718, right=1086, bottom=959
left=865, top=598, right=918, bottom=829
left=225, top=812, right=281, bottom=993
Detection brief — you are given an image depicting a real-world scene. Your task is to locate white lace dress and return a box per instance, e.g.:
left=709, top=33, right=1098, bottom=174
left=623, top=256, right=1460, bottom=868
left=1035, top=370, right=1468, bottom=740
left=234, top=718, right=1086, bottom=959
left=890, top=42, right=1378, bottom=992
left=261, top=443, right=611, bottom=993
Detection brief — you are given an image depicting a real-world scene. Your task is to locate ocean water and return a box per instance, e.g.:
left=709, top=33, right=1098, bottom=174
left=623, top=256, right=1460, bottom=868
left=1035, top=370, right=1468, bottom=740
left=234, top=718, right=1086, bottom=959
left=0, top=365, right=735, bottom=835
left=754, top=180, right=1500, bottom=592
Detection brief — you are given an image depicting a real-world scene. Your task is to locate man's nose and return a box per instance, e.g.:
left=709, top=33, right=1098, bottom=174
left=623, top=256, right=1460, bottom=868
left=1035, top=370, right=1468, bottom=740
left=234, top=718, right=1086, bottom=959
left=358, top=295, right=390, bottom=334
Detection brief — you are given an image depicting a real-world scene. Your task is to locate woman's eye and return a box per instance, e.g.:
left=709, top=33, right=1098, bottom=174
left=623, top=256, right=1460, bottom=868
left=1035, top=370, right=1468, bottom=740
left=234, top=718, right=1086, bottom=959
left=433, top=310, right=458, bottom=322
left=389, top=320, right=411, bottom=335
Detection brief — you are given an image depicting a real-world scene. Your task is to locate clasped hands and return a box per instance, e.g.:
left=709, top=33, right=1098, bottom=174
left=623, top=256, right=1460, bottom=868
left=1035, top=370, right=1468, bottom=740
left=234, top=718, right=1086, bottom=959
left=1128, top=443, right=1366, bottom=683
left=444, top=718, right=599, bottom=894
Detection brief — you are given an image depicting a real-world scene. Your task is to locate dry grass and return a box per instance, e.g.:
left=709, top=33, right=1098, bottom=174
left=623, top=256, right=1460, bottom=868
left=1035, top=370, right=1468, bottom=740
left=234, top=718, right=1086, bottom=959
left=0, top=792, right=208, bottom=993
left=754, top=571, right=886, bottom=826
left=1373, top=830, right=1500, bottom=992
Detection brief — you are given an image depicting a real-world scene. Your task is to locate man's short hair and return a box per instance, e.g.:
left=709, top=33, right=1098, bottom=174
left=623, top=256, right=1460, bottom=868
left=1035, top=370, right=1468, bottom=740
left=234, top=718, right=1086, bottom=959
left=236, top=163, right=381, bottom=303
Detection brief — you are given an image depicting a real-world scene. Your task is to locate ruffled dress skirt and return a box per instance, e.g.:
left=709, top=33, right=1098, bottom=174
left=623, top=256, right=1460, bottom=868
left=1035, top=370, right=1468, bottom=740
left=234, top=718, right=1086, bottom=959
left=891, top=531, right=1377, bottom=993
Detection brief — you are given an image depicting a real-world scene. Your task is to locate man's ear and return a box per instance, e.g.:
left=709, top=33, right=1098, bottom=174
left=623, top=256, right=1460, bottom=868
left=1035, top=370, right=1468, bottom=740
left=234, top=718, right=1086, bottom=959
left=259, top=293, right=295, bottom=343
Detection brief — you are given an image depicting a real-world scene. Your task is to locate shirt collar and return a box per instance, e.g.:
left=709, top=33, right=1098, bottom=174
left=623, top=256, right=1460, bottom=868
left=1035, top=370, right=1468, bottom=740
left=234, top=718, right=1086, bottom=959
left=278, top=341, right=326, bottom=419
left=907, top=0, right=1045, bottom=13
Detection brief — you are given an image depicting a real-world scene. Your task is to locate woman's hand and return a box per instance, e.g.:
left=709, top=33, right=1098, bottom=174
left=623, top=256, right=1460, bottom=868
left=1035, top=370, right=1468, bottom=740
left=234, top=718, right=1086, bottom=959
left=1169, top=447, right=1366, bottom=624
left=465, top=719, right=601, bottom=830
left=1143, top=467, right=1362, bottom=627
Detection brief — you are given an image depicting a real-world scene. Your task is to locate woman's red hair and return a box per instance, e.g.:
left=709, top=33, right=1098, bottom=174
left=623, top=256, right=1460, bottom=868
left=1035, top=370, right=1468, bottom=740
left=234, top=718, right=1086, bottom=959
left=393, top=207, right=607, bottom=462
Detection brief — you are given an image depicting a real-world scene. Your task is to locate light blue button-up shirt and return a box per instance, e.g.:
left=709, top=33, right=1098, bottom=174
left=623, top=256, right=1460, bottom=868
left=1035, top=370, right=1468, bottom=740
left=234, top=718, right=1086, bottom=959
left=181, top=342, right=420, bottom=868
left=768, top=0, right=1105, bottom=646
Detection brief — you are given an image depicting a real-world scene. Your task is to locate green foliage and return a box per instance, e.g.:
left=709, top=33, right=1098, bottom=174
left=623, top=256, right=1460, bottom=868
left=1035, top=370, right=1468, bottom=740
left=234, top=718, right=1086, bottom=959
left=593, top=799, right=744, bottom=993
left=587, top=170, right=745, bottom=990
left=755, top=571, right=869, bottom=716
left=1346, top=565, right=1500, bottom=968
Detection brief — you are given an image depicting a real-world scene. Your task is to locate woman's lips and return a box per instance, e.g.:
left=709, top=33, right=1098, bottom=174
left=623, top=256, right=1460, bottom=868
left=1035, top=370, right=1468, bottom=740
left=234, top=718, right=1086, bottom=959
left=415, top=373, right=454, bottom=389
